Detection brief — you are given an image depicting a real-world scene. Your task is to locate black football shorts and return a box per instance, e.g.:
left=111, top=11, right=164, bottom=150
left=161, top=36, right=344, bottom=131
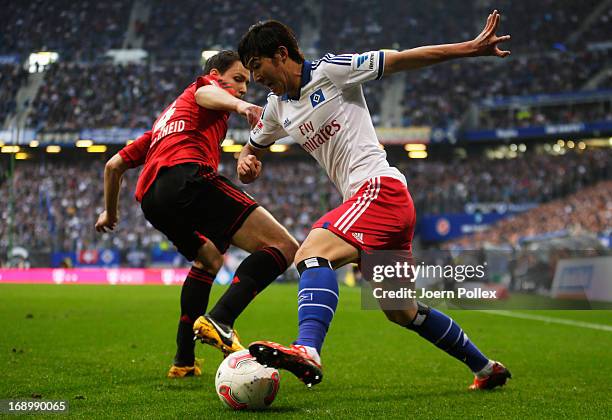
left=141, top=163, right=258, bottom=260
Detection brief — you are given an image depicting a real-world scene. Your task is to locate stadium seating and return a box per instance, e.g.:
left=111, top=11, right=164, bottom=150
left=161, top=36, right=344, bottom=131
left=0, top=64, right=28, bottom=125
left=1, top=149, right=609, bottom=263
left=0, top=0, right=131, bottom=60
left=448, top=180, right=612, bottom=248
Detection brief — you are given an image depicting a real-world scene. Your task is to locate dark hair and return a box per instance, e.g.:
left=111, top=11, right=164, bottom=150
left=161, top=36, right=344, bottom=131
left=238, top=20, right=304, bottom=67
left=203, top=50, right=241, bottom=75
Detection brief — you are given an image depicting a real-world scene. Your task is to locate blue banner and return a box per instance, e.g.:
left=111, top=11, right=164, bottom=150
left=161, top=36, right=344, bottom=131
left=462, top=120, right=612, bottom=142
left=481, top=89, right=612, bottom=108
left=419, top=212, right=520, bottom=242
left=51, top=249, right=120, bottom=268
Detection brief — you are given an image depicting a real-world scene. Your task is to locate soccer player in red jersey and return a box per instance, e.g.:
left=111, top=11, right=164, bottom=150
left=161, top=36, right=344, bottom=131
left=237, top=12, right=511, bottom=390
left=95, top=51, right=298, bottom=378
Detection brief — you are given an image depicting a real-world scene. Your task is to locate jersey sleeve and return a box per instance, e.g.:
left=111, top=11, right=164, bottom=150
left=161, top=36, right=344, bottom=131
left=318, top=51, right=385, bottom=89
left=118, top=130, right=152, bottom=168
left=248, top=96, right=287, bottom=150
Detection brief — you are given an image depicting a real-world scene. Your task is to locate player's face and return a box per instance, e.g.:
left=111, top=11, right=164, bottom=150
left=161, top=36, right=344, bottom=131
left=248, top=56, right=287, bottom=95
left=218, top=61, right=250, bottom=98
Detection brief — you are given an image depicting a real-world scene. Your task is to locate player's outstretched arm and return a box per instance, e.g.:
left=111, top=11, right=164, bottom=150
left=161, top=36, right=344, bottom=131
left=237, top=144, right=264, bottom=184
left=384, top=9, right=511, bottom=74
left=195, top=85, right=262, bottom=128
left=95, top=153, right=129, bottom=233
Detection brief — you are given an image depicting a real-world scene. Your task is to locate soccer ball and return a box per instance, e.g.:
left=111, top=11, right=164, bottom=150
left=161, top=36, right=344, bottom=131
left=215, top=349, right=280, bottom=410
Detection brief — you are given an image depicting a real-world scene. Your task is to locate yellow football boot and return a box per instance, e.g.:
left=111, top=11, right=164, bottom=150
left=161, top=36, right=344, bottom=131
left=167, top=359, right=202, bottom=378
left=193, top=315, right=244, bottom=356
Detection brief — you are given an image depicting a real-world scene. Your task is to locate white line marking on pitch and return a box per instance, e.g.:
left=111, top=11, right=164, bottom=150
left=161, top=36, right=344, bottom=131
left=481, top=310, right=612, bottom=332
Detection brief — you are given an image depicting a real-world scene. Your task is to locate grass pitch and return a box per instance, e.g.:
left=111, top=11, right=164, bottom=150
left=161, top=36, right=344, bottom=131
left=1, top=284, right=611, bottom=419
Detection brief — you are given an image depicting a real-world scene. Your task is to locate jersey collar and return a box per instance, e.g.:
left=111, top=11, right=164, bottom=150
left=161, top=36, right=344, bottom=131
left=282, top=60, right=312, bottom=101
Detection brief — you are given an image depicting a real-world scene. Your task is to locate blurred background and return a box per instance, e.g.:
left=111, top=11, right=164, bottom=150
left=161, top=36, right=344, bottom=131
left=0, top=0, right=610, bottom=298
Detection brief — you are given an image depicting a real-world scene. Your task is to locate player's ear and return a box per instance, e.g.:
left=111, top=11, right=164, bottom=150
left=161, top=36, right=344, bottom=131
left=277, top=46, right=289, bottom=62
left=209, top=68, right=221, bottom=77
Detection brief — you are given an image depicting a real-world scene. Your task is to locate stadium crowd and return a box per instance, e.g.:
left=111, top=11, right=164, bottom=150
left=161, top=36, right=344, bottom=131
left=0, top=0, right=130, bottom=60
left=448, top=180, right=612, bottom=248
left=144, top=0, right=312, bottom=59
left=22, top=51, right=610, bottom=132
left=401, top=49, right=612, bottom=128
left=0, top=64, right=28, bottom=125
left=1, top=1, right=612, bottom=266
left=478, top=102, right=612, bottom=129
left=1, top=148, right=609, bottom=260
left=27, top=62, right=201, bottom=131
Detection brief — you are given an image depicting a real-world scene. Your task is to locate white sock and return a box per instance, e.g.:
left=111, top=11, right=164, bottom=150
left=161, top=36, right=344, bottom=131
left=475, top=360, right=495, bottom=378
left=303, top=346, right=321, bottom=365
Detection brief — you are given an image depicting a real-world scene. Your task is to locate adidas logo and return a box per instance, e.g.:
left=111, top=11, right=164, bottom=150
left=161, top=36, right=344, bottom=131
left=356, top=54, right=368, bottom=68
left=283, top=118, right=291, bottom=127
left=352, top=232, right=364, bottom=243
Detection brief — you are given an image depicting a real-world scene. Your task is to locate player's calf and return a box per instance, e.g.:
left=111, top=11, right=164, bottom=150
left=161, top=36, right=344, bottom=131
left=390, top=301, right=511, bottom=389
left=208, top=207, right=297, bottom=327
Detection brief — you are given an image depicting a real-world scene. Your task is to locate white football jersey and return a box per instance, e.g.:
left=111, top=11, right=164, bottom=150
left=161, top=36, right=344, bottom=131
left=249, top=51, right=406, bottom=201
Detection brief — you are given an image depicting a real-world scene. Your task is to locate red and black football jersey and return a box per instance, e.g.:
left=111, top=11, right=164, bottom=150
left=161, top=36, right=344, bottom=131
left=119, top=74, right=231, bottom=202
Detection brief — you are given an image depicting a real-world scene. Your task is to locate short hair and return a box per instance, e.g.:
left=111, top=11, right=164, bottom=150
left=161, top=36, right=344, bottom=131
left=238, top=20, right=304, bottom=67
left=203, top=50, right=241, bottom=75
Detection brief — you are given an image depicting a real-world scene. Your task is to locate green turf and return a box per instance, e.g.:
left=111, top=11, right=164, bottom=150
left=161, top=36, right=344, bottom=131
left=1, top=284, right=611, bottom=419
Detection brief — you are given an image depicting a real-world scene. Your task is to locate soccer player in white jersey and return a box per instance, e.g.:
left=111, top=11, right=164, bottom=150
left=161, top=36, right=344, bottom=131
left=236, top=12, right=512, bottom=390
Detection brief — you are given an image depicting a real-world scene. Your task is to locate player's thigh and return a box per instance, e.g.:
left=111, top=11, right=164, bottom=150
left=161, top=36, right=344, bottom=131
left=231, top=206, right=299, bottom=263
left=295, top=228, right=359, bottom=269
left=193, top=239, right=224, bottom=274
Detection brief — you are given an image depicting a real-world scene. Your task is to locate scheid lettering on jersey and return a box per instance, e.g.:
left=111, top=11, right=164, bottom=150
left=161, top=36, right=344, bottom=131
left=299, top=119, right=342, bottom=153
left=151, top=101, right=186, bottom=144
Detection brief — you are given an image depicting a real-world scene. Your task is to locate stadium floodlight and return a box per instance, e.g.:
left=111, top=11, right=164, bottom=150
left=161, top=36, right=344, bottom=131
left=270, top=144, right=288, bottom=153
left=27, top=51, right=59, bottom=73
left=1, top=145, right=20, bottom=153
left=509, top=144, right=518, bottom=152
left=15, top=152, right=29, bottom=160
left=222, top=145, right=243, bottom=153
left=404, top=143, right=427, bottom=152
left=408, top=150, right=428, bottom=159
left=557, top=139, right=565, bottom=147
left=222, top=139, right=235, bottom=146
left=518, top=144, right=527, bottom=153
left=87, top=145, right=107, bottom=153
left=76, top=139, right=94, bottom=148
left=567, top=141, right=575, bottom=149
left=578, top=142, right=586, bottom=150
left=46, top=145, right=61, bottom=153
left=29, top=140, right=39, bottom=147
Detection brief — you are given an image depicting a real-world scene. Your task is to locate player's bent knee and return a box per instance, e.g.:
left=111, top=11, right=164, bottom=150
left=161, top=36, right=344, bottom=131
left=383, top=305, right=418, bottom=326
left=255, top=229, right=299, bottom=265
left=193, top=252, right=223, bottom=275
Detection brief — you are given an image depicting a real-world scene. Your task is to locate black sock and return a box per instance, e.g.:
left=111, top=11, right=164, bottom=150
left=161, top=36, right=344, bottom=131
left=209, top=247, right=287, bottom=327
left=174, top=266, right=214, bottom=366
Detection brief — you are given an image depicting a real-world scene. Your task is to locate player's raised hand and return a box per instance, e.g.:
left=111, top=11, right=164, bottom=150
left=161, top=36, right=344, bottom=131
left=95, top=210, right=118, bottom=233
left=471, top=10, right=511, bottom=58
left=236, top=102, right=263, bottom=128
left=237, top=154, right=262, bottom=184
